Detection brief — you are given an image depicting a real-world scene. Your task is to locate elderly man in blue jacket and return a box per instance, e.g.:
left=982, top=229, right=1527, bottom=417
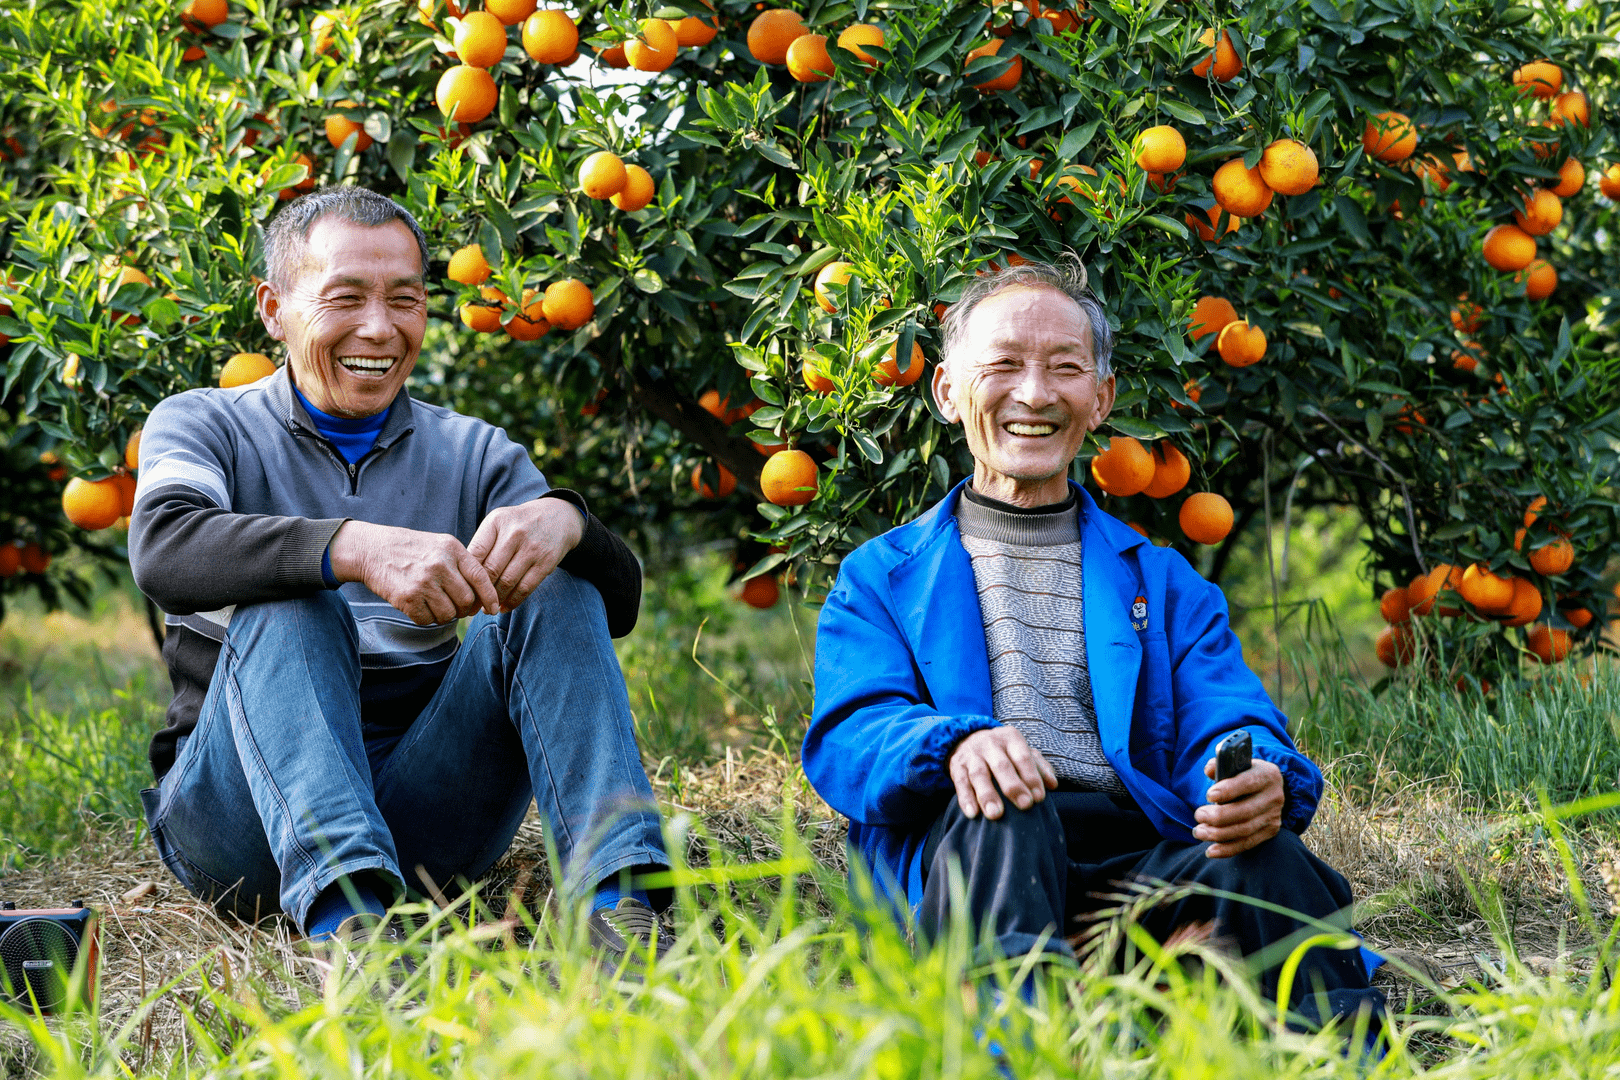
left=804, top=259, right=1381, bottom=1027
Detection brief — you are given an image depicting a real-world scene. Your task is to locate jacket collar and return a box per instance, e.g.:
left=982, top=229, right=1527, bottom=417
left=267, top=364, right=416, bottom=450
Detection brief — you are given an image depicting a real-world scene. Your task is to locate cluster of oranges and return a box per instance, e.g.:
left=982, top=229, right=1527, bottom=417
left=577, top=150, right=655, bottom=212
left=0, top=539, right=51, bottom=578
left=1375, top=495, right=1590, bottom=669
left=1187, top=295, right=1266, bottom=368
left=687, top=389, right=820, bottom=509
left=741, top=10, right=886, bottom=84
left=1088, top=436, right=1232, bottom=546
left=446, top=243, right=595, bottom=340
left=432, top=0, right=586, bottom=125
left=59, top=432, right=142, bottom=534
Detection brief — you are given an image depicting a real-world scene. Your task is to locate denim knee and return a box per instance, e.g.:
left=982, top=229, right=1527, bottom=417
left=231, top=588, right=357, bottom=645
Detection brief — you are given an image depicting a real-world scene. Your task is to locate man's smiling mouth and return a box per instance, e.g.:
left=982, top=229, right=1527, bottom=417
left=338, top=356, right=396, bottom=375
left=1005, top=421, right=1059, bottom=437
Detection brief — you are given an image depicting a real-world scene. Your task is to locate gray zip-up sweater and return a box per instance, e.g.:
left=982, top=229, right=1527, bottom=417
left=129, top=366, right=641, bottom=780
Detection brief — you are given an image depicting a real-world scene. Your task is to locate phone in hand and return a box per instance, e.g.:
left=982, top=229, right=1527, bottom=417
left=1215, top=730, right=1252, bottom=782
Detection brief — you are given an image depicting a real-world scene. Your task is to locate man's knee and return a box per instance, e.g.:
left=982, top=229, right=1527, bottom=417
left=1198, top=829, right=1343, bottom=901
left=931, top=794, right=1064, bottom=873
left=229, top=588, right=358, bottom=647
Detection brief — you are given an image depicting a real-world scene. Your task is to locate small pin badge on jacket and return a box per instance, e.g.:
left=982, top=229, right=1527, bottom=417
left=1131, top=596, right=1149, bottom=631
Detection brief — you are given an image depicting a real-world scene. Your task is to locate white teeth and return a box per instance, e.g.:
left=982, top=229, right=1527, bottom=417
left=338, top=356, right=394, bottom=371
left=1007, top=422, right=1057, bottom=436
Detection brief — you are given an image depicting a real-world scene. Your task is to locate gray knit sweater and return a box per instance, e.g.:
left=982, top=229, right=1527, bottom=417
left=955, top=488, right=1125, bottom=793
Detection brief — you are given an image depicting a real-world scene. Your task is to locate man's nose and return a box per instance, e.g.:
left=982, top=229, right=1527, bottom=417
left=1011, top=363, right=1059, bottom=408
left=355, top=295, right=395, bottom=341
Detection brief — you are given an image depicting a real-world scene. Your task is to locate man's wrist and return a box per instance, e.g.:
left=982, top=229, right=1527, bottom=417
left=326, top=519, right=366, bottom=584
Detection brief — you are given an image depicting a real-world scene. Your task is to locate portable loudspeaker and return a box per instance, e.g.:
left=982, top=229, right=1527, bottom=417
left=0, top=903, right=97, bottom=1013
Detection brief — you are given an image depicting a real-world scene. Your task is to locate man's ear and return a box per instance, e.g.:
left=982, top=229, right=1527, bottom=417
left=931, top=360, right=961, bottom=424
left=1087, top=372, right=1117, bottom=432
left=257, top=279, right=287, bottom=341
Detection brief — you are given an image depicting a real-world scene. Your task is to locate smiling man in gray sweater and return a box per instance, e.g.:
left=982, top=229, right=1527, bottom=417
left=130, top=187, right=668, bottom=960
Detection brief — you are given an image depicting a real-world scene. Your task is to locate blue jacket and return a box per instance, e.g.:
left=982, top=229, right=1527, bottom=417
left=803, top=479, right=1324, bottom=909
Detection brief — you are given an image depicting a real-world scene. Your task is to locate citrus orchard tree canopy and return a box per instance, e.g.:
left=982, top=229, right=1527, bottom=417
left=1, top=0, right=1617, bottom=674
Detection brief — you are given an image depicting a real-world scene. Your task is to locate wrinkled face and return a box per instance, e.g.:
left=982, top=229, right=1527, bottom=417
left=933, top=285, right=1115, bottom=506
left=257, top=216, right=427, bottom=418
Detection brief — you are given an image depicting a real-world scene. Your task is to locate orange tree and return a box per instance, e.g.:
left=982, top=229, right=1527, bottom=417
left=1, top=0, right=1618, bottom=680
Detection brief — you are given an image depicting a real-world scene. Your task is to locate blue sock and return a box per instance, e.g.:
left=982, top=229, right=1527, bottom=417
left=591, top=877, right=650, bottom=913
left=306, top=877, right=389, bottom=940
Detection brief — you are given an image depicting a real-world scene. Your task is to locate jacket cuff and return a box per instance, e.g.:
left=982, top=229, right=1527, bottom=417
left=274, top=517, right=348, bottom=593
left=1254, top=744, right=1314, bottom=834
left=909, top=714, right=1000, bottom=797
left=540, top=488, right=588, bottom=522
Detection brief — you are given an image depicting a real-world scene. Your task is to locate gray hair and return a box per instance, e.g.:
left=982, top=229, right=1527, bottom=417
left=264, top=186, right=431, bottom=288
left=939, top=256, right=1115, bottom=377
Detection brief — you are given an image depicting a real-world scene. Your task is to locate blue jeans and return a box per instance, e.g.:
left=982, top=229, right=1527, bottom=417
left=140, top=570, right=667, bottom=932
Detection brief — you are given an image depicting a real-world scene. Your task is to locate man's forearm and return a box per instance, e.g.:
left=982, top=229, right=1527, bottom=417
left=130, top=487, right=345, bottom=614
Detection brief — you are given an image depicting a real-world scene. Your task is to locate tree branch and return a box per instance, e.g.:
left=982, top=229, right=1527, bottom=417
left=624, top=369, right=768, bottom=501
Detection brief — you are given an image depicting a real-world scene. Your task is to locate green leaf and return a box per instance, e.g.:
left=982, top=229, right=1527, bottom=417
left=1159, top=100, right=1204, bottom=125
left=1055, top=119, right=1101, bottom=161
left=632, top=268, right=665, bottom=294
left=1107, top=416, right=1164, bottom=439
left=1142, top=214, right=1188, bottom=239
left=1333, top=195, right=1371, bottom=246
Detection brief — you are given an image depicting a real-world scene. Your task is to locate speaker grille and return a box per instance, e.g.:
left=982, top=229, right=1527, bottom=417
left=1, top=918, right=80, bottom=1012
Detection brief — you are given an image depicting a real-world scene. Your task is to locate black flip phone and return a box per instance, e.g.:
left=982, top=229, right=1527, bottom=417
left=1215, top=730, right=1252, bottom=781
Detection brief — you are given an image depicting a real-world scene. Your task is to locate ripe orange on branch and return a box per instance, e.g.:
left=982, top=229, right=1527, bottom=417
left=220, top=351, right=276, bottom=386
left=578, top=150, right=627, bottom=199
left=625, top=18, right=678, bottom=72
left=1212, top=158, right=1273, bottom=217
left=1497, top=577, right=1542, bottom=627
left=761, top=449, right=818, bottom=506
left=1258, top=139, right=1318, bottom=195
left=1529, top=538, right=1574, bottom=576
left=1191, top=28, right=1240, bottom=81
left=814, top=260, right=855, bottom=313
left=1090, top=436, right=1154, bottom=496
left=1179, top=492, right=1233, bottom=545
left=1375, top=624, right=1415, bottom=667
left=674, top=15, right=719, bottom=46
left=1380, top=586, right=1412, bottom=624
left=691, top=461, right=736, bottom=499
left=460, top=287, right=506, bottom=333
left=522, top=10, right=579, bottom=63
left=1511, top=60, right=1562, bottom=99
left=1513, top=189, right=1562, bottom=236
left=1142, top=443, right=1190, bottom=499
left=485, top=0, right=537, bottom=25
left=747, top=8, right=805, bottom=64
left=1481, top=224, right=1536, bottom=271
left=739, top=575, right=780, bottom=609
left=1216, top=320, right=1266, bottom=367
left=1515, top=259, right=1556, bottom=301
left=447, top=243, right=492, bottom=285
left=1187, top=295, right=1237, bottom=340
left=874, top=341, right=925, bottom=387
left=786, top=34, right=833, bottom=82
left=965, top=39, right=1021, bottom=93
left=1362, top=111, right=1416, bottom=163
left=181, top=0, right=229, bottom=30
left=505, top=289, right=550, bottom=340
left=1459, top=563, right=1514, bottom=612
left=837, top=24, right=885, bottom=65
left=324, top=101, right=372, bottom=152
left=542, top=278, right=594, bottom=330
left=610, top=164, right=656, bottom=211
left=1550, top=91, right=1589, bottom=127
left=63, top=477, right=125, bottom=531
left=1525, top=623, right=1571, bottom=663
left=1550, top=156, right=1584, bottom=197
left=435, top=65, right=498, bottom=123
left=1186, top=204, right=1239, bottom=241
left=1133, top=126, right=1185, bottom=174
left=454, top=11, right=509, bottom=67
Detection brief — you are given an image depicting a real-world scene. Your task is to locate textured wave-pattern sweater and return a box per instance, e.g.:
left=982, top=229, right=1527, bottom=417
left=954, top=487, right=1125, bottom=794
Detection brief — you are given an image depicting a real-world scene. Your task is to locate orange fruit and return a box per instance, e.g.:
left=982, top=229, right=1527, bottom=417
left=1523, top=495, right=1547, bottom=527
left=435, top=65, right=498, bottom=122
left=18, top=542, right=49, bottom=575
left=112, top=473, right=137, bottom=517
left=62, top=476, right=125, bottom=531
left=761, top=449, right=818, bottom=506
left=522, top=10, right=578, bottom=62
left=1450, top=298, right=1483, bottom=333
left=674, top=15, right=719, bottom=46
left=1379, top=586, right=1411, bottom=624
left=625, top=17, right=678, bottom=71
left=1375, top=624, right=1415, bottom=668
left=1525, top=623, right=1571, bottom=663
left=1529, top=538, right=1574, bottom=576
left=1142, top=443, right=1190, bottom=499
left=747, top=9, right=805, bottom=64
left=1216, top=320, right=1266, bottom=367
left=272, top=152, right=317, bottom=201
left=1133, top=125, right=1185, bottom=173
left=124, top=429, right=142, bottom=471
left=1451, top=340, right=1483, bottom=372
left=1459, top=563, right=1515, bottom=612
left=1191, top=28, right=1240, bottom=81
left=0, top=543, right=18, bottom=578
left=1498, top=576, right=1542, bottom=627
left=610, top=164, right=656, bottom=211
left=1550, top=156, right=1584, bottom=198
left=874, top=341, right=925, bottom=387
left=837, top=23, right=885, bottom=65
left=1362, top=111, right=1416, bottom=163
left=1562, top=604, right=1593, bottom=629
left=1188, top=295, right=1238, bottom=340
left=814, top=260, right=855, bottom=313
left=324, top=101, right=373, bottom=152
left=598, top=42, right=628, bottom=67
left=1212, top=158, right=1273, bottom=217
left=454, top=11, right=509, bottom=67
left=965, top=38, right=1021, bottom=93
left=181, top=0, right=229, bottom=30
left=739, top=574, right=780, bottom=609
left=691, top=461, right=736, bottom=499
left=1550, top=91, right=1589, bottom=127
left=578, top=150, right=627, bottom=199
left=1147, top=171, right=1179, bottom=194
left=1186, top=204, right=1240, bottom=242
left=542, top=278, right=594, bottom=330
left=698, top=389, right=731, bottom=419
left=1179, top=492, right=1233, bottom=545
left=786, top=33, right=833, bottom=82
left=447, top=243, right=492, bottom=285
left=1512, top=61, right=1562, bottom=100
left=485, top=0, right=537, bottom=25
left=1089, top=436, right=1154, bottom=496
left=1515, top=259, right=1556, bottom=301
left=1481, top=224, right=1536, bottom=271
left=1601, top=165, right=1620, bottom=200
left=1512, top=189, right=1562, bottom=236
left=803, top=358, right=834, bottom=393
left=460, top=286, right=506, bottom=332
left=505, top=288, right=550, bottom=340
left=1258, top=139, right=1318, bottom=196
left=219, top=351, right=276, bottom=387
left=1410, top=564, right=1464, bottom=617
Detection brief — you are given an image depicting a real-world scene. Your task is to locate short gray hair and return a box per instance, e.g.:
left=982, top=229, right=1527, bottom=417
left=264, top=186, right=431, bottom=288
left=939, top=256, right=1115, bottom=377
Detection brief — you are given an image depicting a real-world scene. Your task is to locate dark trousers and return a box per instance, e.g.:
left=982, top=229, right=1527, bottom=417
left=917, top=791, right=1384, bottom=1028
